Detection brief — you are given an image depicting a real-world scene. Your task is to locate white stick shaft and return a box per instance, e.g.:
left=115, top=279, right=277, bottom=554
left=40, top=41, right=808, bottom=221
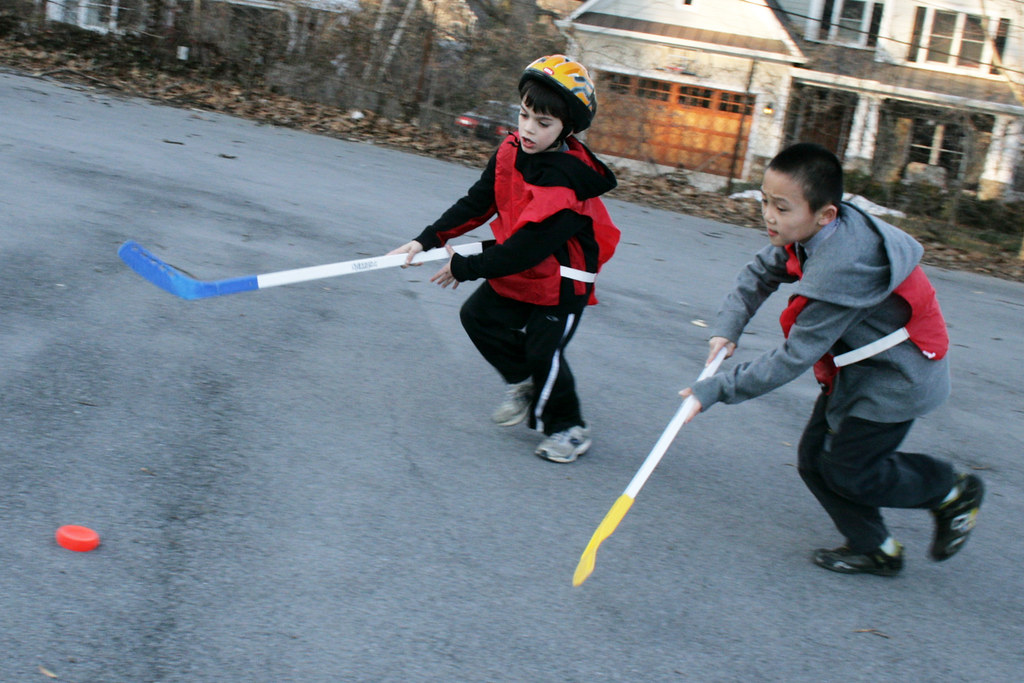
left=256, top=242, right=483, bottom=289
left=623, top=348, right=728, bottom=499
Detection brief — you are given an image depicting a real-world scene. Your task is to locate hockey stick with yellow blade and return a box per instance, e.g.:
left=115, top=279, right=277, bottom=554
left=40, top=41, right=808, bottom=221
left=573, top=348, right=728, bottom=586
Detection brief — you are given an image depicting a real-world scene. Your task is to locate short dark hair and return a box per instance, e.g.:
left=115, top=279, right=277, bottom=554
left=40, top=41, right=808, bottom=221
left=767, top=143, right=843, bottom=212
left=519, top=78, right=572, bottom=135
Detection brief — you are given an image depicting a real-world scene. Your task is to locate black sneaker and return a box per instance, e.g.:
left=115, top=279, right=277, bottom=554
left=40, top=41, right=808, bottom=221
left=930, top=473, right=984, bottom=561
left=813, top=543, right=904, bottom=576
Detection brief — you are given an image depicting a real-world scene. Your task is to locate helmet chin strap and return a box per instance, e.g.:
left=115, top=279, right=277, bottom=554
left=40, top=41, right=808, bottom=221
left=540, top=137, right=570, bottom=153
left=554, top=126, right=574, bottom=147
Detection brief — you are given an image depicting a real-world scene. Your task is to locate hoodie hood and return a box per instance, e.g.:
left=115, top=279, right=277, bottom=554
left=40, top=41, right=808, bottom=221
left=795, top=202, right=922, bottom=308
left=511, top=134, right=616, bottom=201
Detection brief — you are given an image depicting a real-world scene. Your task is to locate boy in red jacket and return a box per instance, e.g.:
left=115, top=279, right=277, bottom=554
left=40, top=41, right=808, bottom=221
left=390, top=55, right=620, bottom=463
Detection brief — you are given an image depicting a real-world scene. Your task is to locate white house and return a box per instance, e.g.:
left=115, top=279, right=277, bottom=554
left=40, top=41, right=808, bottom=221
left=562, top=0, right=1024, bottom=198
left=560, top=0, right=804, bottom=181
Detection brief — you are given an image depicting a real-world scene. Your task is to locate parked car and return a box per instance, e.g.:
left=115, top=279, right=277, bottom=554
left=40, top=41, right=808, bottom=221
left=453, top=101, right=519, bottom=142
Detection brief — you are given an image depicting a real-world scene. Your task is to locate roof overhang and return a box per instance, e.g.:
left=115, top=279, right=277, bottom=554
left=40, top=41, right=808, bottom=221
left=563, top=11, right=805, bottom=66
left=793, top=68, right=1024, bottom=117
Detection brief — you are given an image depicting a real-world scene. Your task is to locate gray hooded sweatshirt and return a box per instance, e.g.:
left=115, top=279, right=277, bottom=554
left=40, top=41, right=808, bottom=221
left=692, top=203, right=950, bottom=429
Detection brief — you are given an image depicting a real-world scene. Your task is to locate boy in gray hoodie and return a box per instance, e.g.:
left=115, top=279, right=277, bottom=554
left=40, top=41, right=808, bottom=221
left=680, top=143, right=983, bottom=576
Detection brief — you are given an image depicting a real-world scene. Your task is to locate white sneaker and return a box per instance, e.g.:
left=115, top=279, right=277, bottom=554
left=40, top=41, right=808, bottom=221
left=535, top=425, right=591, bottom=463
left=491, top=380, right=533, bottom=426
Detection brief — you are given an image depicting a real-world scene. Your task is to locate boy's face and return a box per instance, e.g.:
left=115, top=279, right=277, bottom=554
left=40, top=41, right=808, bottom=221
left=760, top=168, right=837, bottom=247
left=518, top=98, right=565, bottom=154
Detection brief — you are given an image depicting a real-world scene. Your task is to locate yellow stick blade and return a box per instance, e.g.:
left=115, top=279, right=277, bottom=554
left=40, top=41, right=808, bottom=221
left=572, top=494, right=635, bottom=586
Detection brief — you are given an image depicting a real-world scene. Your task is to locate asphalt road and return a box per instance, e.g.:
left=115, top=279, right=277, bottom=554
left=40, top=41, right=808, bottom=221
left=2, top=69, right=1022, bottom=682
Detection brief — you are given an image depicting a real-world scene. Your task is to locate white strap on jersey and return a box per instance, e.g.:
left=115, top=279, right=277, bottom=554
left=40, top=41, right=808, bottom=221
left=833, top=327, right=910, bottom=367
left=559, top=266, right=597, bottom=283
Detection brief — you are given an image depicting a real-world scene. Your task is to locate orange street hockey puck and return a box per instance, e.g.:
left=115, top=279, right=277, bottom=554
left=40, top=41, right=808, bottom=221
left=55, top=525, right=100, bottom=552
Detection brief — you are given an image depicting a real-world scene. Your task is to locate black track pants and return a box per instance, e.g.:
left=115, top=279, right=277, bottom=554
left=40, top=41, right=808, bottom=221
left=459, top=282, right=585, bottom=435
left=797, top=392, right=957, bottom=553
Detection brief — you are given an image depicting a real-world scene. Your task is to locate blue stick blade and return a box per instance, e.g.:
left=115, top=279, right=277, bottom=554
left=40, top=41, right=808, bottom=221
left=117, top=241, right=258, bottom=300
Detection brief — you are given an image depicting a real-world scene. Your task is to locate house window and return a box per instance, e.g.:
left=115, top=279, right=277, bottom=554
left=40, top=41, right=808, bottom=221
left=910, top=7, right=1009, bottom=72
left=816, top=0, right=883, bottom=47
left=600, top=76, right=754, bottom=119
left=678, top=86, right=712, bottom=109
left=837, top=1, right=866, bottom=42
left=606, top=73, right=633, bottom=95
left=957, top=15, right=985, bottom=68
left=718, top=92, right=754, bottom=115
left=638, top=78, right=671, bottom=102
left=82, top=1, right=116, bottom=29
left=926, top=11, right=957, bottom=62
left=908, top=119, right=964, bottom=176
left=60, top=0, right=80, bottom=23
left=54, top=0, right=119, bottom=32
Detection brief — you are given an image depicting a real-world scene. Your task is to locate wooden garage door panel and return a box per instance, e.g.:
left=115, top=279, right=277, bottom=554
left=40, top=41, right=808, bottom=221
left=590, top=118, right=749, bottom=174
left=588, top=77, right=752, bottom=176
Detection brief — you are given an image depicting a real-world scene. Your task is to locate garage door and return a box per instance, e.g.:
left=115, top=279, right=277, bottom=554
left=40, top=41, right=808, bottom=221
left=587, top=73, right=754, bottom=177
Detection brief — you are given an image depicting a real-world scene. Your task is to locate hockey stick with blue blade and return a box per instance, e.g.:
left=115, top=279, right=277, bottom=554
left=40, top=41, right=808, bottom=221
left=118, top=240, right=491, bottom=300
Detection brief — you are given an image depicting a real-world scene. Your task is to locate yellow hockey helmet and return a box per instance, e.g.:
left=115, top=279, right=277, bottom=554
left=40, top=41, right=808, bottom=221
left=519, top=55, right=597, bottom=133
